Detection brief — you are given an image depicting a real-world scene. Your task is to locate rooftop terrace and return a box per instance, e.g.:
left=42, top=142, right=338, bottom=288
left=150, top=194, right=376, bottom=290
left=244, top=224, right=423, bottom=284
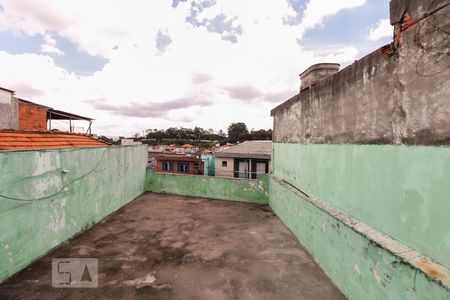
left=0, top=193, right=343, bottom=300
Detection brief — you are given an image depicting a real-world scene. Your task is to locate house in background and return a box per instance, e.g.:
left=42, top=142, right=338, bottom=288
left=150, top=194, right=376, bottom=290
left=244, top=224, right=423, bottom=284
left=120, top=138, right=142, bottom=145
left=0, top=86, right=93, bottom=133
left=167, top=144, right=176, bottom=153
left=179, top=144, right=193, bottom=154
left=0, top=86, right=108, bottom=151
left=212, top=143, right=232, bottom=153
left=214, top=141, right=272, bottom=179
left=201, top=154, right=215, bottom=176
left=155, top=155, right=204, bottom=175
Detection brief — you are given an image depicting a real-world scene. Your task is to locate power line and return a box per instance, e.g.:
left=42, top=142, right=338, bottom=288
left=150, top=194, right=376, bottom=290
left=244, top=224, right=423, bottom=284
left=0, top=148, right=108, bottom=202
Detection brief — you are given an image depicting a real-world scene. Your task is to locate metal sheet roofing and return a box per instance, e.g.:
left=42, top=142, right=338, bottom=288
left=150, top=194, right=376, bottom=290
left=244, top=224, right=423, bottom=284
left=214, top=141, right=272, bottom=159
left=0, top=130, right=109, bottom=151
left=48, top=109, right=94, bottom=121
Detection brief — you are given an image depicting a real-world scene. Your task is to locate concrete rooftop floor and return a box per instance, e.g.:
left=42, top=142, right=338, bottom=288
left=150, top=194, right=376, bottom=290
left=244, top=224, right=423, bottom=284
left=0, top=193, right=344, bottom=300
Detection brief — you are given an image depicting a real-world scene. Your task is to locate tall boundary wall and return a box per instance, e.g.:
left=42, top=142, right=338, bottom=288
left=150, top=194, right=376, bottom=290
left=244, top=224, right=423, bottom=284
left=0, top=145, right=148, bottom=282
left=270, top=176, right=449, bottom=299
left=270, top=0, right=450, bottom=299
left=146, top=169, right=269, bottom=205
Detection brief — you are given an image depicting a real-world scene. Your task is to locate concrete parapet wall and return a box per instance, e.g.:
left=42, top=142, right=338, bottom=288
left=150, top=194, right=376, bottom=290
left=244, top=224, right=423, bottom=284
left=269, top=177, right=450, bottom=299
left=0, top=145, right=148, bottom=282
left=269, top=1, right=450, bottom=297
left=146, top=169, right=268, bottom=204
left=271, top=2, right=450, bottom=145
left=272, top=143, right=450, bottom=270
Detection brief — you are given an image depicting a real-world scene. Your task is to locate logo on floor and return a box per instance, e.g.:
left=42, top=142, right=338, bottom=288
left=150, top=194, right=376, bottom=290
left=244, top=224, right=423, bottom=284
left=52, top=258, right=98, bottom=288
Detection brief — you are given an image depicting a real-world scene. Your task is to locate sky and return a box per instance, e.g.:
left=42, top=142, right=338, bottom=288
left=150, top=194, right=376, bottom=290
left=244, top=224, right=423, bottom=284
left=0, top=0, right=392, bottom=136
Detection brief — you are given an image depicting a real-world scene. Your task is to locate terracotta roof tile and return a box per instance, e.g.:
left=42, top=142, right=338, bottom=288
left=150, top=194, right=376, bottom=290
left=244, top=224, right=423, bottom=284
left=0, top=130, right=109, bottom=150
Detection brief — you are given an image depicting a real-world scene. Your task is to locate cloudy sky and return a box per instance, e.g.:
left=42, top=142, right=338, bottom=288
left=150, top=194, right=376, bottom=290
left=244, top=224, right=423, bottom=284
left=0, top=0, right=392, bottom=136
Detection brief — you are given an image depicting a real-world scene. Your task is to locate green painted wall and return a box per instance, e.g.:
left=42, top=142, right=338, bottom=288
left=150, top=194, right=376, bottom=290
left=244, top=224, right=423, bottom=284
left=146, top=169, right=268, bottom=204
left=269, top=177, right=450, bottom=299
left=272, top=143, right=450, bottom=270
left=0, top=145, right=147, bottom=283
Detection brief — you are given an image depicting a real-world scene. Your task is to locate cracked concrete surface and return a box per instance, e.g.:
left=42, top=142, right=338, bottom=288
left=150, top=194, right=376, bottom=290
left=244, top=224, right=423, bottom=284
left=0, top=193, right=344, bottom=300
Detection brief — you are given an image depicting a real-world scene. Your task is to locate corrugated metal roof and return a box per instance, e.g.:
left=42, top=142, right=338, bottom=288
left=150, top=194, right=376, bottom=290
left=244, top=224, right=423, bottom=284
left=0, top=130, right=109, bottom=151
left=215, top=141, right=272, bottom=159
left=48, top=109, right=94, bottom=121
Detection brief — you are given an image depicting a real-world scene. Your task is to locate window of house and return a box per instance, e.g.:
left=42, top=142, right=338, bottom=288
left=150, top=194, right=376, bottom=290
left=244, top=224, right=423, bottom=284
left=222, top=161, right=227, bottom=167
left=177, top=163, right=190, bottom=173
left=162, top=162, right=174, bottom=171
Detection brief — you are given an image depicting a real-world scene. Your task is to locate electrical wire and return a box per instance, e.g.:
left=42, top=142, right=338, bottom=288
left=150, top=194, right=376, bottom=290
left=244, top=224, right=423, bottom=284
left=414, top=8, right=450, bottom=77
left=0, top=148, right=108, bottom=202
left=400, top=2, right=450, bottom=31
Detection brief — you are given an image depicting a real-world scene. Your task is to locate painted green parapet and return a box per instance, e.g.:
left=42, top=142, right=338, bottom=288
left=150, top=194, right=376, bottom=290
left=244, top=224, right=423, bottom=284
left=272, top=143, right=450, bottom=270
left=146, top=169, right=268, bottom=204
left=270, top=177, right=450, bottom=300
left=0, top=145, right=147, bottom=283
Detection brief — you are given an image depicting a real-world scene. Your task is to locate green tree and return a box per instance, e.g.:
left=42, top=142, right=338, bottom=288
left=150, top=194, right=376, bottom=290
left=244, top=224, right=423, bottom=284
left=227, top=122, right=249, bottom=143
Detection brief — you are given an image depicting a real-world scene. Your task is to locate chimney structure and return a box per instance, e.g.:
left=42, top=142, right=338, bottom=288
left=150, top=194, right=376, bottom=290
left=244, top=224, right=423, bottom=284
left=299, top=63, right=340, bottom=91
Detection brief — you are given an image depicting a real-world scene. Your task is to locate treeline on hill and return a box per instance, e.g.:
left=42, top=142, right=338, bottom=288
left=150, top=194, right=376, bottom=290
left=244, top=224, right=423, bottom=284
left=141, top=122, right=272, bottom=145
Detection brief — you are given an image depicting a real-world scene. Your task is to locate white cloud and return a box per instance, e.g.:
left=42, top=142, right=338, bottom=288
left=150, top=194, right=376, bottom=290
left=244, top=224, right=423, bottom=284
left=294, top=0, right=366, bottom=34
left=0, top=0, right=365, bottom=136
left=368, top=18, right=392, bottom=41
left=40, top=33, right=64, bottom=55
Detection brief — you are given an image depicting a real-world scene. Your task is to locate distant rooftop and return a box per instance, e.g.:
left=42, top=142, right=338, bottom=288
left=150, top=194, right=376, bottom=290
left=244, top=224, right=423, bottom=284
left=0, top=87, right=15, bottom=94
left=0, top=130, right=109, bottom=151
left=181, top=144, right=194, bottom=148
left=215, top=141, right=272, bottom=159
left=155, top=155, right=198, bottom=163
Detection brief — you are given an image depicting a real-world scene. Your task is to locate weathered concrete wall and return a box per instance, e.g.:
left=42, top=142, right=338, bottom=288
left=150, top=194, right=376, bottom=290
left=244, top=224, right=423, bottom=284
left=270, top=1, right=450, bottom=298
left=0, top=145, right=147, bottom=282
left=270, top=177, right=450, bottom=300
left=271, top=3, right=450, bottom=145
left=10, top=98, right=18, bottom=130
left=0, top=90, right=13, bottom=129
left=146, top=169, right=268, bottom=204
left=273, top=143, right=450, bottom=270
left=214, top=157, right=234, bottom=177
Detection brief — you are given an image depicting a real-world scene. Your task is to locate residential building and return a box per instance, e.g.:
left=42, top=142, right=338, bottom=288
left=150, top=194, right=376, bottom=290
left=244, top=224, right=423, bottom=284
left=0, top=86, right=93, bottom=133
left=180, top=143, right=193, bottom=150
left=212, top=143, right=232, bottom=153
left=167, top=144, right=176, bottom=152
left=201, top=154, right=215, bottom=176
left=120, top=138, right=142, bottom=145
left=148, top=146, right=164, bottom=167
left=0, top=86, right=105, bottom=151
left=214, top=141, right=271, bottom=179
left=155, top=155, right=203, bottom=175
left=173, top=144, right=196, bottom=155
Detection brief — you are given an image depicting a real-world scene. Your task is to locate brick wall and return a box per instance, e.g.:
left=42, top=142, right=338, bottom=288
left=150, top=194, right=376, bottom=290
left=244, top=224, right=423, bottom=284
left=156, top=160, right=197, bottom=175
left=18, top=102, right=47, bottom=131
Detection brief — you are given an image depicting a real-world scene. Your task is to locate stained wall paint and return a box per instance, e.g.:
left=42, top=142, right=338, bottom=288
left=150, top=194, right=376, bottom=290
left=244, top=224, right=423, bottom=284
left=146, top=169, right=268, bottom=204
left=269, top=177, right=450, bottom=299
left=0, top=145, right=147, bottom=282
left=271, top=2, right=450, bottom=146
left=272, top=142, right=450, bottom=270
